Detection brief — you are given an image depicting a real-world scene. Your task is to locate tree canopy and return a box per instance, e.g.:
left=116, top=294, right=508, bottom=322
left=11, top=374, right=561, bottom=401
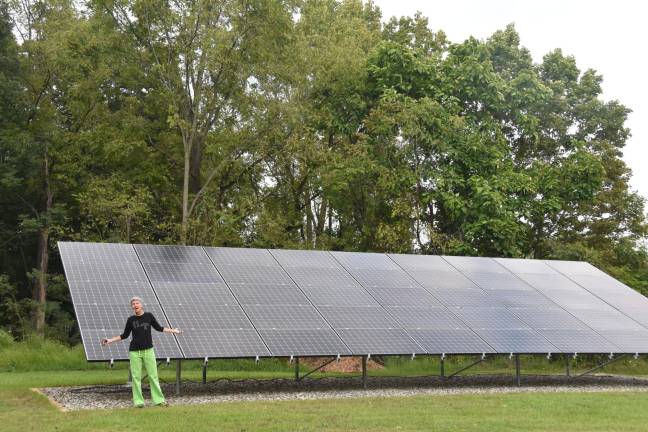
left=1, top=0, right=646, bottom=342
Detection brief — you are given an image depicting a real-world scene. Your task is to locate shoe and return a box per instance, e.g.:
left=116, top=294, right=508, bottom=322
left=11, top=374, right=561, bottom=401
left=155, top=402, right=169, bottom=407
left=135, top=404, right=145, bottom=409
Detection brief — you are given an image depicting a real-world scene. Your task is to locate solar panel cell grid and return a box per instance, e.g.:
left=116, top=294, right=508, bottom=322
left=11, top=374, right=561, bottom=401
left=387, top=254, right=457, bottom=272
left=228, top=284, right=311, bottom=305
left=134, top=244, right=212, bottom=264
left=243, top=305, right=329, bottom=330
left=597, top=330, right=648, bottom=353
left=544, top=260, right=602, bottom=275
left=409, top=329, right=494, bottom=354
left=178, top=329, right=271, bottom=358
left=163, top=304, right=253, bottom=330
left=151, top=283, right=237, bottom=306
left=67, top=281, right=155, bottom=305
left=205, top=247, right=277, bottom=267
left=453, top=307, right=531, bottom=330
left=74, top=304, right=169, bottom=330
left=363, top=286, right=442, bottom=307
left=285, top=267, right=361, bottom=289
left=429, top=289, right=504, bottom=307
left=508, top=308, right=590, bottom=330
left=331, top=251, right=400, bottom=270
left=515, top=274, right=585, bottom=292
left=463, top=272, right=533, bottom=291
left=537, top=329, right=620, bottom=353
left=350, top=270, right=419, bottom=288
left=386, top=307, right=468, bottom=330
left=406, top=270, right=477, bottom=290
left=336, top=328, right=424, bottom=355
left=494, top=258, right=559, bottom=275
left=80, top=328, right=182, bottom=360
left=474, top=329, right=557, bottom=353
left=317, top=306, right=400, bottom=329
left=299, top=287, right=379, bottom=307
left=142, top=262, right=223, bottom=283
left=258, top=329, right=351, bottom=356
left=270, top=249, right=341, bottom=269
left=569, top=309, right=645, bottom=331
left=442, top=256, right=508, bottom=273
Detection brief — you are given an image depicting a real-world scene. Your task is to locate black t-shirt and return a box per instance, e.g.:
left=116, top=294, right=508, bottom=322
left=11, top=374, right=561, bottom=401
left=120, top=312, right=164, bottom=351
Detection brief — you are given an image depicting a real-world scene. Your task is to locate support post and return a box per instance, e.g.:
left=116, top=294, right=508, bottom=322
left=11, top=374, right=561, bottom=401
left=440, top=356, right=445, bottom=378
left=175, top=359, right=182, bottom=395
left=295, top=357, right=300, bottom=382
left=565, top=355, right=571, bottom=377
left=362, top=356, right=367, bottom=389
left=202, top=362, right=207, bottom=384
left=515, top=354, right=521, bottom=386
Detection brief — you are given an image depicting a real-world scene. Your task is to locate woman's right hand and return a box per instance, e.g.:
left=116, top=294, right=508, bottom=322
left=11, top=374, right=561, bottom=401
left=101, top=338, right=110, bottom=346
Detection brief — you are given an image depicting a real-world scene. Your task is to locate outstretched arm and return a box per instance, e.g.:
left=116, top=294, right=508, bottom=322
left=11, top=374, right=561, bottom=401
left=102, top=318, right=132, bottom=345
left=151, top=314, right=182, bottom=334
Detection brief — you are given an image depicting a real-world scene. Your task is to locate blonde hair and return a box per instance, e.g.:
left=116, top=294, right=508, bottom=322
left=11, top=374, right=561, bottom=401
left=130, top=296, right=143, bottom=305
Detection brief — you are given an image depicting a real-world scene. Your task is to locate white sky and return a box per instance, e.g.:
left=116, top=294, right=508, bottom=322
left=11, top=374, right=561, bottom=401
left=374, top=0, right=647, bottom=201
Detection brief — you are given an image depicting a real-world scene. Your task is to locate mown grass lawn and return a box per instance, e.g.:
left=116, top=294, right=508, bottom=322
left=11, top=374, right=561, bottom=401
left=2, top=369, right=648, bottom=432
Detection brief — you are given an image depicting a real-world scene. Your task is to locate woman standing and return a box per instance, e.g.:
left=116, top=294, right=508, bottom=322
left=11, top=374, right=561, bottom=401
left=101, top=296, right=182, bottom=407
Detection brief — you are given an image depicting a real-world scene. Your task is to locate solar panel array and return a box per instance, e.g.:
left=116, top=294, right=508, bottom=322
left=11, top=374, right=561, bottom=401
left=58, top=242, right=648, bottom=361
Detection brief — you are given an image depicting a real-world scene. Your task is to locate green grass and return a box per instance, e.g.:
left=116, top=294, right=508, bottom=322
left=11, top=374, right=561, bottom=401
left=2, top=370, right=648, bottom=431
left=4, top=333, right=648, bottom=431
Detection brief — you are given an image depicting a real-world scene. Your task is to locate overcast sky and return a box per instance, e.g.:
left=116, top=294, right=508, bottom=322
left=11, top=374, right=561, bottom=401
left=373, top=0, right=647, bottom=201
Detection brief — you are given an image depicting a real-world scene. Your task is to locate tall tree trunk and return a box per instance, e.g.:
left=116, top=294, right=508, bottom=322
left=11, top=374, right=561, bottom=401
left=181, top=144, right=191, bottom=245
left=189, top=138, right=202, bottom=193
left=32, top=146, right=52, bottom=333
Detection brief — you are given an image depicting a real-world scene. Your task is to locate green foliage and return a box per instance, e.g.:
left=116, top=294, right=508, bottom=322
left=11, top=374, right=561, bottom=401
left=0, top=2, right=646, bottom=342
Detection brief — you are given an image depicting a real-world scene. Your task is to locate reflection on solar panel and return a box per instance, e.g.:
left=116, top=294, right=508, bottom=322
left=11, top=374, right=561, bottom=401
left=59, top=242, right=648, bottom=361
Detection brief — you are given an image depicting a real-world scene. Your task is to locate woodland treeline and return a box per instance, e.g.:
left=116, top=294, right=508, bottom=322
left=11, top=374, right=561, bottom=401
left=0, top=0, right=646, bottom=343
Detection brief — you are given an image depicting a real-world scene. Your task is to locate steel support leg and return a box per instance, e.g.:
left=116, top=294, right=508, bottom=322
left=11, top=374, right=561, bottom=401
left=175, top=360, right=182, bottom=395
left=565, top=355, right=571, bottom=377
left=202, top=363, right=207, bottom=384
left=362, top=356, right=367, bottom=389
left=295, top=357, right=300, bottom=381
left=440, top=357, right=445, bottom=378
left=515, top=355, right=521, bottom=386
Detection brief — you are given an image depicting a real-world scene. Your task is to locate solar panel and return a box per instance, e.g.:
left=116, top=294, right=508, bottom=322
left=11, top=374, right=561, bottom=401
left=474, top=329, right=557, bottom=353
left=336, top=328, right=424, bottom=355
left=60, top=242, right=648, bottom=359
left=217, top=266, right=295, bottom=285
left=331, top=251, right=400, bottom=270
left=494, top=258, right=559, bottom=275
left=258, top=329, right=351, bottom=356
left=508, top=308, right=590, bottom=330
left=205, top=247, right=277, bottom=267
left=228, top=284, right=311, bottom=305
left=569, top=309, right=645, bottom=331
left=59, top=242, right=183, bottom=360
left=516, top=273, right=585, bottom=292
left=542, top=290, right=615, bottom=311
left=178, top=329, right=270, bottom=358
left=406, top=270, right=477, bottom=290
left=163, top=304, right=254, bottom=330
left=74, top=303, right=169, bottom=330
left=135, top=244, right=212, bottom=264
left=386, top=307, right=469, bottom=330
left=536, top=329, right=620, bottom=353
left=409, top=329, right=494, bottom=354
left=463, top=272, right=533, bottom=291
left=544, top=260, right=602, bottom=275
left=318, top=306, right=400, bottom=329
left=66, top=281, right=154, bottom=305
left=443, top=256, right=508, bottom=273
left=453, top=307, right=531, bottom=330
left=151, top=282, right=237, bottom=306
left=79, top=328, right=182, bottom=361
left=597, top=330, right=648, bottom=353
left=488, top=290, right=557, bottom=307
left=363, top=286, right=443, bottom=307
left=388, top=254, right=457, bottom=272
left=300, top=286, right=379, bottom=307
left=428, top=289, right=504, bottom=307
left=342, top=269, right=419, bottom=288
left=284, top=267, right=361, bottom=289
left=243, top=305, right=329, bottom=329
left=270, top=249, right=341, bottom=269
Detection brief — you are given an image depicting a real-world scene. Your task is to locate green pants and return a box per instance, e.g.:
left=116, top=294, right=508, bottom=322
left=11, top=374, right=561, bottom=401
left=129, top=348, right=165, bottom=406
